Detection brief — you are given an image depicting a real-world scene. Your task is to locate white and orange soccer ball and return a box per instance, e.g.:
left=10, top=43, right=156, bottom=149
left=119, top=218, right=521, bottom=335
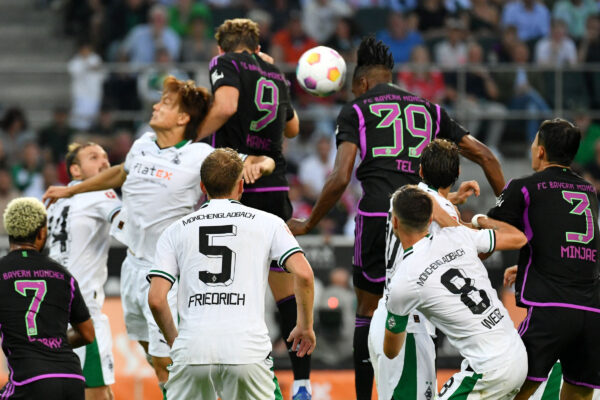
left=296, top=46, right=347, bottom=97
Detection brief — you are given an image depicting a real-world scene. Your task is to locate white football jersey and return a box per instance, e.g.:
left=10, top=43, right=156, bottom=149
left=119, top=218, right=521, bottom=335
left=381, top=182, right=458, bottom=336
left=387, top=226, right=522, bottom=372
left=150, top=199, right=303, bottom=365
left=112, top=132, right=214, bottom=262
left=48, top=181, right=122, bottom=311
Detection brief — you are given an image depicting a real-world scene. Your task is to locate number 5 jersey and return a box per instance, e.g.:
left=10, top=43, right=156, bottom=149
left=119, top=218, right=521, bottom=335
left=386, top=226, right=524, bottom=373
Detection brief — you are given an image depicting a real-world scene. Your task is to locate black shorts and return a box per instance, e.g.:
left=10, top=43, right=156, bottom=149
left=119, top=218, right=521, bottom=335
left=0, top=378, right=85, bottom=399
left=519, top=306, right=600, bottom=387
left=241, top=189, right=293, bottom=272
left=352, top=214, right=387, bottom=295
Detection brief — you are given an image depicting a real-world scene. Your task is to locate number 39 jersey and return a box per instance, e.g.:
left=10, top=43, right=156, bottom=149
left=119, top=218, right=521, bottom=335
left=488, top=167, right=600, bottom=310
left=336, top=83, right=468, bottom=213
left=0, top=250, right=90, bottom=382
left=48, top=181, right=121, bottom=312
left=209, top=52, right=294, bottom=190
left=386, top=226, right=522, bottom=373
left=149, top=199, right=303, bottom=365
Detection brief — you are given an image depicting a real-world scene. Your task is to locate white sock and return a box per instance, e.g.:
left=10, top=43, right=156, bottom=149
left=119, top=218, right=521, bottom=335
left=292, top=379, right=312, bottom=395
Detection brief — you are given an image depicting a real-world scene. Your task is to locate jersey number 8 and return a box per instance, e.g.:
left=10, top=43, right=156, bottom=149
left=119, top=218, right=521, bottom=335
left=441, top=268, right=491, bottom=315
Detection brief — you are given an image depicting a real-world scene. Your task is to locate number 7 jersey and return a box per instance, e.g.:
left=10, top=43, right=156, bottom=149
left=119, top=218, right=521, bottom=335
left=336, top=83, right=468, bottom=213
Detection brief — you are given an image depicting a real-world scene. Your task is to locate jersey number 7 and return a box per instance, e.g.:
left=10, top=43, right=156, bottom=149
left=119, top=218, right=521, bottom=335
left=14, top=280, right=47, bottom=337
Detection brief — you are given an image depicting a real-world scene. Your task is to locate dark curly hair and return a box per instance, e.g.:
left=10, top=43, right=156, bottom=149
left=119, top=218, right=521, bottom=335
left=353, top=36, right=394, bottom=83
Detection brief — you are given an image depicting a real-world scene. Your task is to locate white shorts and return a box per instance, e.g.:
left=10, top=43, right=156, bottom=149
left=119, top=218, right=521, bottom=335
left=368, top=305, right=436, bottom=400
left=531, top=363, right=600, bottom=400
left=165, top=357, right=283, bottom=400
left=74, top=313, right=115, bottom=387
left=438, top=355, right=528, bottom=400
left=120, top=252, right=178, bottom=358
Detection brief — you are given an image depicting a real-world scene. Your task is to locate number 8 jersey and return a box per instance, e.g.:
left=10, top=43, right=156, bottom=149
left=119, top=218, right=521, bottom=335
left=386, top=226, right=523, bottom=373
left=209, top=52, right=294, bottom=191
left=336, top=83, right=468, bottom=214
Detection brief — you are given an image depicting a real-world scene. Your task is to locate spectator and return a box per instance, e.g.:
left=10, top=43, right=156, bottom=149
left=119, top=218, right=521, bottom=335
left=247, top=9, right=274, bottom=54
left=298, top=135, right=335, bottom=201
left=574, top=112, right=600, bottom=167
left=108, top=129, right=134, bottom=165
left=398, top=45, right=446, bottom=104
left=466, top=0, right=500, bottom=37
left=168, top=0, right=212, bottom=37
left=271, top=10, right=318, bottom=63
left=180, top=15, right=217, bottom=62
left=0, top=108, right=37, bottom=166
left=501, top=0, right=551, bottom=42
left=0, top=168, right=20, bottom=236
left=68, top=40, right=105, bottom=131
left=324, top=17, right=362, bottom=61
left=552, top=0, right=597, bottom=40
left=434, top=18, right=468, bottom=67
left=11, top=142, right=44, bottom=199
left=348, top=0, right=417, bottom=11
left=137, top=48, right=189, bottom=110
left=38, top=107, right=75, bottom=163
left=414, top=0, right=449, bottom=38
left=120, top=4, right=181, bottom=64
left=376, top=12, right=424, bottom=63
left=495, top=42, right=550, bottom=142
left=534, top=19, right=578, bottom=66
left=302, top=0, right=352, bottom=43
left=89, top=107, right=117, bottom=136
left=579, top=15, right=600, bottom=108
left=491, top=25, right=519, bottom=63
left=289, top=177, right=313, bottom=220
left=445, top=0, right=472, bottom=14
left=448, top=42, right=508, bottom=152
left=103, top=0, right=150, bottom=60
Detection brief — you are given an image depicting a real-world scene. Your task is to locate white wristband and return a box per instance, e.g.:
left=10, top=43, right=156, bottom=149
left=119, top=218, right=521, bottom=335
left=471, top=214, right=487, bottom=229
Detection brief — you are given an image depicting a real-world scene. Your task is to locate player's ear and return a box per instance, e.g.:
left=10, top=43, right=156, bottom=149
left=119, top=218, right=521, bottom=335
left=418, top=164, right=424, bottom=179
left=217, top=45, right=225, bottom=55
left=200, top=181, right=208, bottom=196
left=178, top=112, right=190, bottom=126
left=70, top=164, right=81, bottom=180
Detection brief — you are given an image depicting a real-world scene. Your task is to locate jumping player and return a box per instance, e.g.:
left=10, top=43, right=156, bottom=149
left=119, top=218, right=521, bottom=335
left=487, top=118, right=600, bottom=399
left=384, top=186, right=528, bottom=399
left=195, top=18, right=311, bottom=400
left=47, top=143, right=121, bottom=400
left=42, top=77, right=275, bottom=398
left=148, top=148, right=315, bottom=400
left=288, top=36, right=505, bottom=399
left=0, top=198, right=95, bottom=400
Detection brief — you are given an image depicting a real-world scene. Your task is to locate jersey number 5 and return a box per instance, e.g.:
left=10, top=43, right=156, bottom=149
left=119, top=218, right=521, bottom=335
left=14, top=280, right=47, bottom=337
left=198, top=225, right=237, bottom=286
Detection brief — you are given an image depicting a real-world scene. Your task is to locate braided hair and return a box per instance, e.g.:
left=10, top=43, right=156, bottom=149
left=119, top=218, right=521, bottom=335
left=353, top=36, right=394, bottom=83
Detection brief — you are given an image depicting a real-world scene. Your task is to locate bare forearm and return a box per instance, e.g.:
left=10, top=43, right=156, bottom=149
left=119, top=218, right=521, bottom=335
left=150, top=304, right=178, bottom=347
left=71, top=164, right=127, bottom=195
left=294, top=272, right=314, bottom=329
left=306, top=174, right=348, bottom=231
left=460, top=146, right=504, bottom=195
left=197, top=107, right=231, bottom=140
left=67, top=328, right=87, bottom=348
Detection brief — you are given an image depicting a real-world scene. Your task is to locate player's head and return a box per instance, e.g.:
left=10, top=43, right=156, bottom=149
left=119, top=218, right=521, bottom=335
left=352, top=36, right=394, bottom=98
left=419, top=139, right=460, bottom=190
left=391, top=185, right=432, bottom=238
left=531, top=118, right=581, bottom=171
left=150, top=76, right=211, bottom=141
left=65, top=142, right=109, bottom=181
left=200, top=148, right=244, bottom=199
left=4, top=197, right=48, bottom=250
left=215, top=18, right=260, bottom=53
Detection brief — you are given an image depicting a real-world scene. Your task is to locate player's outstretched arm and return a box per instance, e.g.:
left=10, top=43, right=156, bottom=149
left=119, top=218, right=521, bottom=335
left=448, top=180, right=480, bottom=205
left=458, top=135, right=505, bottom=196
left=68, top=318, right=95, bottom=348
left=287, top=141, right=357, bottom=235
left=473, top=215, right=527, bottom=251
left=196, top=86, right=239, bottom=141
left=284, top=110, right=300, bottom=139
left=504, top=265, right=518, bottom=287
left=242, top=155, right=276, bottom=184
left=284, top=252, right=316, bottom=357
left=43, top=163, right=127, bottom=206
left=148, top=277, right=178, bottom=347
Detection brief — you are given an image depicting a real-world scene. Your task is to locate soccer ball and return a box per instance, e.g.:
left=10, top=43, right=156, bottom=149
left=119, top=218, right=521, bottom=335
left=296, top=46, right=347, bottom=97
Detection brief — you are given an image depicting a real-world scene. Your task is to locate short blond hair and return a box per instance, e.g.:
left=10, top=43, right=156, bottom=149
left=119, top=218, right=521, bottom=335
left=4, top=197, right=47, bottom=241
left=215, top=18, right=260, bottom=52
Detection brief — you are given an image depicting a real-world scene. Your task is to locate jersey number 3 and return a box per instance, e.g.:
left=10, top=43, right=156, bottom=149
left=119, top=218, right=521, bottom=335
left=198, top=225, right=237, bottom=286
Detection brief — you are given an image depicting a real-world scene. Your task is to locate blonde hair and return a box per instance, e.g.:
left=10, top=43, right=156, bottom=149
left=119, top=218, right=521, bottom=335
left=215, top=18, right=260, bottom=52
left=4, top=197, right=47, bottom=241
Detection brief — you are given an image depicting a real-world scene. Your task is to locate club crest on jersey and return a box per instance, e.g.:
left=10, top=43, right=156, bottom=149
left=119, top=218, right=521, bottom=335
left=387, top=316, right=396, bottom=329
left=171, top=153, right=181, bottom=165
left=211, top=70, right=224, bottom=84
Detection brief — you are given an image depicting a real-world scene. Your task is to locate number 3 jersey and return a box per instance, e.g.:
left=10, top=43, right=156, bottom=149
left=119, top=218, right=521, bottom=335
left=336, top=83, right=468, bottom=214
left=209, top=52, right=294, bottom=190
left=0, top=250, right=90, bottom=383
left=149, top=199, right=303, bottom=365
left=488, top=166, right=600, bottom=310
left=386, top=226, right=523, bottom=373
left=48, top=182, right=121, bottom=312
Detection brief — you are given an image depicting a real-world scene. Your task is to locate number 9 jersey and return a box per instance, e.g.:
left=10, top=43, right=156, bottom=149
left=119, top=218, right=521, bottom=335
left=209, top=52, right=294, bottom=191
left=336, top=83, right=468, bottom=214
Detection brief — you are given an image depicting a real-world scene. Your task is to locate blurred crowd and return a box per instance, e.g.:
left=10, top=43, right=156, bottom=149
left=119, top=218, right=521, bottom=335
left=2, top=0, right=600, bottom=238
